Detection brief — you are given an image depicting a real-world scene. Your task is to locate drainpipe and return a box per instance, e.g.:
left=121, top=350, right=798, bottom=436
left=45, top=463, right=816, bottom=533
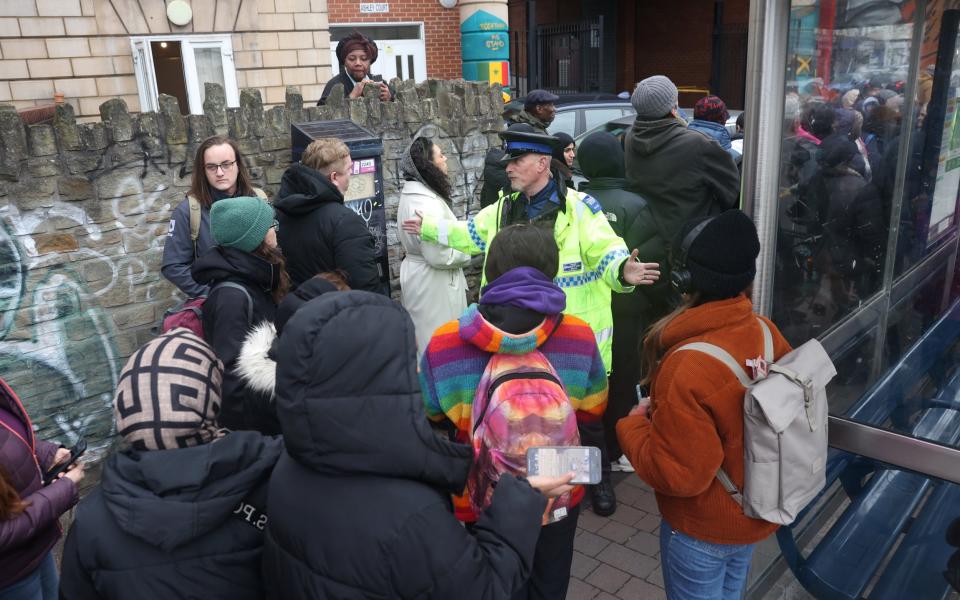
left=459, top=0, right=511, bottom=94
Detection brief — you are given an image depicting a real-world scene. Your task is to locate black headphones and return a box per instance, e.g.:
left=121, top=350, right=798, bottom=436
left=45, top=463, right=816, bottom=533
left=670, top=216, right=716, bottom=294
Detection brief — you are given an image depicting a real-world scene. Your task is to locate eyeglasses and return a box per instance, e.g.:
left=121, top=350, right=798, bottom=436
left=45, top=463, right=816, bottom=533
left=204, top=160, right=237, bottom=173
left=271, top=219, right=279, bottom=232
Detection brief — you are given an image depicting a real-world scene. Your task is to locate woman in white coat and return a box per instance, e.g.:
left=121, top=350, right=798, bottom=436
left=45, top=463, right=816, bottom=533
left=397, top=137, right=472, bottom=355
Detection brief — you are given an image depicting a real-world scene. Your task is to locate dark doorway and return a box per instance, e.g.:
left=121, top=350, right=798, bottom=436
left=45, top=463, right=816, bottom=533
left=151, top=41, right=188, bottom=115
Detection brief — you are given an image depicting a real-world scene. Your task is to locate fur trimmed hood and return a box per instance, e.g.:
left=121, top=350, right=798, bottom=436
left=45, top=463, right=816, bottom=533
left=236, top=321, right=277, bottom=397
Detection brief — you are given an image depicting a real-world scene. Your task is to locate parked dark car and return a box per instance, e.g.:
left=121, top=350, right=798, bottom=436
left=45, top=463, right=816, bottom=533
left=508, top=93, right=636, bottom=138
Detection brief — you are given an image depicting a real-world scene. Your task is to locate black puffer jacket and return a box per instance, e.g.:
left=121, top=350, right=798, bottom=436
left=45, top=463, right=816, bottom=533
left=480, top=147, right=511, bottom=208
left=60, top=432, right=282, bottom=600
left=811, top=165, right=886, bottom=281
left=625, top=117, right=740, bottom=249
left=274, top=163, right=381, bottom=292
left=580, top=132, right=666, bottom=317
left=263, top=291, right=549, bottom=599
left=192, top=246, right=281, bottom=435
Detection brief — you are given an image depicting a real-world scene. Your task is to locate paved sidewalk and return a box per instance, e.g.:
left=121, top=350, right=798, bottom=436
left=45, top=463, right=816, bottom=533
left=568, top=474, right=666, bottom=600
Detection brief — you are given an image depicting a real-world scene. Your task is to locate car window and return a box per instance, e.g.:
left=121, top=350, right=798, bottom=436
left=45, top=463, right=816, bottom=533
left=548, top=110, right=577, bottom=137
left=583, top=108, right=626, bottom=133
left=621, top=107, right=636, bottom=117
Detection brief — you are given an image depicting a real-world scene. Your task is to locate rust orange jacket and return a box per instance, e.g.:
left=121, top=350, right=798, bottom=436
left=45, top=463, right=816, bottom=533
left=616, top=295, right=792, bottom=545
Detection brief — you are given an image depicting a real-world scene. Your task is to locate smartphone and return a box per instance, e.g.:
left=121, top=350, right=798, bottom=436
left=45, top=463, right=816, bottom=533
left=43, top=439, right=86, bottom=486
left=526, top=446, right=602, bottom=485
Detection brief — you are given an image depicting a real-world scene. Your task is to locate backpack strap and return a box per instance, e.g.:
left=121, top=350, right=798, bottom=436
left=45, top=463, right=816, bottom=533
left=187, top=194, right=202, bottom=258
left=252, top=187, right=269, bottom=201
left=672, top=340, right=757, bottom=509
left=757, top=317, right=774, bottom=362
left=716, top=468, right=744, bottom=507
left=673, top=342, right=753, bottom=387
left=211, top=282, right=254, bottom=326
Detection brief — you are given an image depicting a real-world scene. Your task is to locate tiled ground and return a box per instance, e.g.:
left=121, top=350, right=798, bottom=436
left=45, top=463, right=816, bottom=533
left=568, top=473, right=667, bottom=600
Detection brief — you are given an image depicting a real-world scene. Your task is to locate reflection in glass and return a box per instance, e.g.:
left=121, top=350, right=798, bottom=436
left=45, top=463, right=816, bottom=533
left=772, top=2, right=909, bottom=346
left=895, top=7, right=960, bottom=277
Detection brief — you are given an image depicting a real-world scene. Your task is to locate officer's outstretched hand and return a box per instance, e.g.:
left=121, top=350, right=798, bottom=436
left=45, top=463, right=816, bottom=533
left=401, top=210, right=423, bottom=236
left=622, top=249, right=660, bottom=286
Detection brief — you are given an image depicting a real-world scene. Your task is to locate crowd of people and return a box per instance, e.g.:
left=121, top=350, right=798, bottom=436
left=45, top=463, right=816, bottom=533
left=775, top=77, right=904, bottom=340
left=2, top=68, right=796, bottom=600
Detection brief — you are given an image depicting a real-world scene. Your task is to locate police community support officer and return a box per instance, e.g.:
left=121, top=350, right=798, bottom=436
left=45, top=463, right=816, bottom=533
left=401, top=124, right=661, bottom=372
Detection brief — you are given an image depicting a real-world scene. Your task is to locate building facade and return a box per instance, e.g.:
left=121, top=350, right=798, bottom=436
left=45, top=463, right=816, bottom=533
left=507, top=0, right=749, bottom=108
left=1, top=0, right=513, bottom=120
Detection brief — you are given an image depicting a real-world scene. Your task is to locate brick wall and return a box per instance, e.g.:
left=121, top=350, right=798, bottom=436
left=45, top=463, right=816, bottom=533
left=1, top=0, right=334, bottom=120
left=327, top=0, right=461, bottom=80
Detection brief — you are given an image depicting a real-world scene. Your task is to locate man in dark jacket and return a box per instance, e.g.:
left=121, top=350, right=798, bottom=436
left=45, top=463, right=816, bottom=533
left=263, top=291, right=574, bottom=599
left=625, top=75, right=740, bottom=306
left=274, top=138, right=383, bottom=292
left=579, top=131, right=664, bottom=481
left=60, top=329, right=283, bottom=600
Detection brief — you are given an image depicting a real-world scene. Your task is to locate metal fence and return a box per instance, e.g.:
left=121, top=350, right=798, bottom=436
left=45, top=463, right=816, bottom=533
left=509, top=18, right=605, bottom=96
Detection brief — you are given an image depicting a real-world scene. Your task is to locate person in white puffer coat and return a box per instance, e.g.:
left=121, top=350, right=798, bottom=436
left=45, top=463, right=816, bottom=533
left=397, top=137, right=472, bottom=356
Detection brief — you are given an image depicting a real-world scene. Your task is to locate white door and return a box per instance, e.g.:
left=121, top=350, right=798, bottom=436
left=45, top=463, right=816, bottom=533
left=328, top=25, right=428, bottom=84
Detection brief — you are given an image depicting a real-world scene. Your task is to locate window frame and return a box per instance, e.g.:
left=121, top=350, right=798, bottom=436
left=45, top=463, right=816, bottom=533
left=130, top=34, right=239, bottom=115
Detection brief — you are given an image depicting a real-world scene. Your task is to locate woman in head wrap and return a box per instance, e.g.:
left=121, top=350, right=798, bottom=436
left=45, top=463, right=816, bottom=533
left=396, top=137, right=471, bottom=356
left=318, top=31, right=395, bottom=105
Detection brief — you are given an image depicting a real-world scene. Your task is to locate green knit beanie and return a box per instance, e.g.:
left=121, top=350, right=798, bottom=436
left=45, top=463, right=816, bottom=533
left=210, top=196, right=274, bottom=253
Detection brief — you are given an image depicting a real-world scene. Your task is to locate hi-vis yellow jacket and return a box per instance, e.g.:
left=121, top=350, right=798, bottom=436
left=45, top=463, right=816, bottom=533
left=420, top=185, right=633, bottom=372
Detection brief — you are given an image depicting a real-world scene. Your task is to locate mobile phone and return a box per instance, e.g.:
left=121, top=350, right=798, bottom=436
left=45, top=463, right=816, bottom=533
left=526, top=446, right=602, bottom=485
left=43, top=439, right=86, bottom=486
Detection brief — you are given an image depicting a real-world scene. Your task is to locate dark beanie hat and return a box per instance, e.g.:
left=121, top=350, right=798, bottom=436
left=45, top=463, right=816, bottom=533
left=578, top=131, right=625, bottom=179
left=673, top=209, right=760, bottom=299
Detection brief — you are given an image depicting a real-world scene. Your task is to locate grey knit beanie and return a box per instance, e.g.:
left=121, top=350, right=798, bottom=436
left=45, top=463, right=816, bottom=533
left=631, top=75, right=678, bottom=119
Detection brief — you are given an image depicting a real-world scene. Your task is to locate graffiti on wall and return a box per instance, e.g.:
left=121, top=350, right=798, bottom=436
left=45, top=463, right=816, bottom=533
left=0, top=152, right=181, bottom=458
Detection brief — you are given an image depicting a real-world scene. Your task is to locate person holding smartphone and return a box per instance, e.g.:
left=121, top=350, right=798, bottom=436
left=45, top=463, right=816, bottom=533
left=0, top=378, right=84, bottom=600
left=317, top=31, right=394, bottom=105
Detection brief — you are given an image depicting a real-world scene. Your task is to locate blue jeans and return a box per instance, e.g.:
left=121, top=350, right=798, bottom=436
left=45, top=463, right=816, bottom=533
left=0, top=552, right=58, bottom=600
left=659, top=520, right=754, bottom=600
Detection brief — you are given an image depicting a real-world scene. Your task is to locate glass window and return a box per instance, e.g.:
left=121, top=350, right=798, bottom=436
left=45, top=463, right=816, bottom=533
left=330, top=25, right=422, bottom=41
left=894, top=7, right=960, bottom=278
left=131, top=35, right=238, bottom=114
left=771, top=4, right=912, bottom=346
left=547, top=109, right=577, bottom=137
left=582, top=107, right=626, bottom=133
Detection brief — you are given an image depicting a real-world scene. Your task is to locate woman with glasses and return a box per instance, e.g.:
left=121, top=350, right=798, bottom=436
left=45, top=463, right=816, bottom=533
left=161, top=136, right=268, bottom=298
left=191, top=197, right=291, bottom=435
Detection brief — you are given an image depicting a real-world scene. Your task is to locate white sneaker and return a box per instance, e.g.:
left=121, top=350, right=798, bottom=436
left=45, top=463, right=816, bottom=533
left=611, top=455, right=635, bottom=473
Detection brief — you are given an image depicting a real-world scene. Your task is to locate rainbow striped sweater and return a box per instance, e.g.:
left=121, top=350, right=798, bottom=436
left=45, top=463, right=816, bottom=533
left=419, top=304, right=609, bottom=520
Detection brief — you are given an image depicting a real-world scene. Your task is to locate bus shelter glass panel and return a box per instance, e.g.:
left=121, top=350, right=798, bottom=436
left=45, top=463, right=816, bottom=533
left=771, top=3, right=913, bottom=346
left=894, top=5, right=960, bottom=278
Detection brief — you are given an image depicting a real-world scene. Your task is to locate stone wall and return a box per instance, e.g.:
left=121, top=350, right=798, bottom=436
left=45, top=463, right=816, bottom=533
left=0, top=79, right=503, bottom=461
